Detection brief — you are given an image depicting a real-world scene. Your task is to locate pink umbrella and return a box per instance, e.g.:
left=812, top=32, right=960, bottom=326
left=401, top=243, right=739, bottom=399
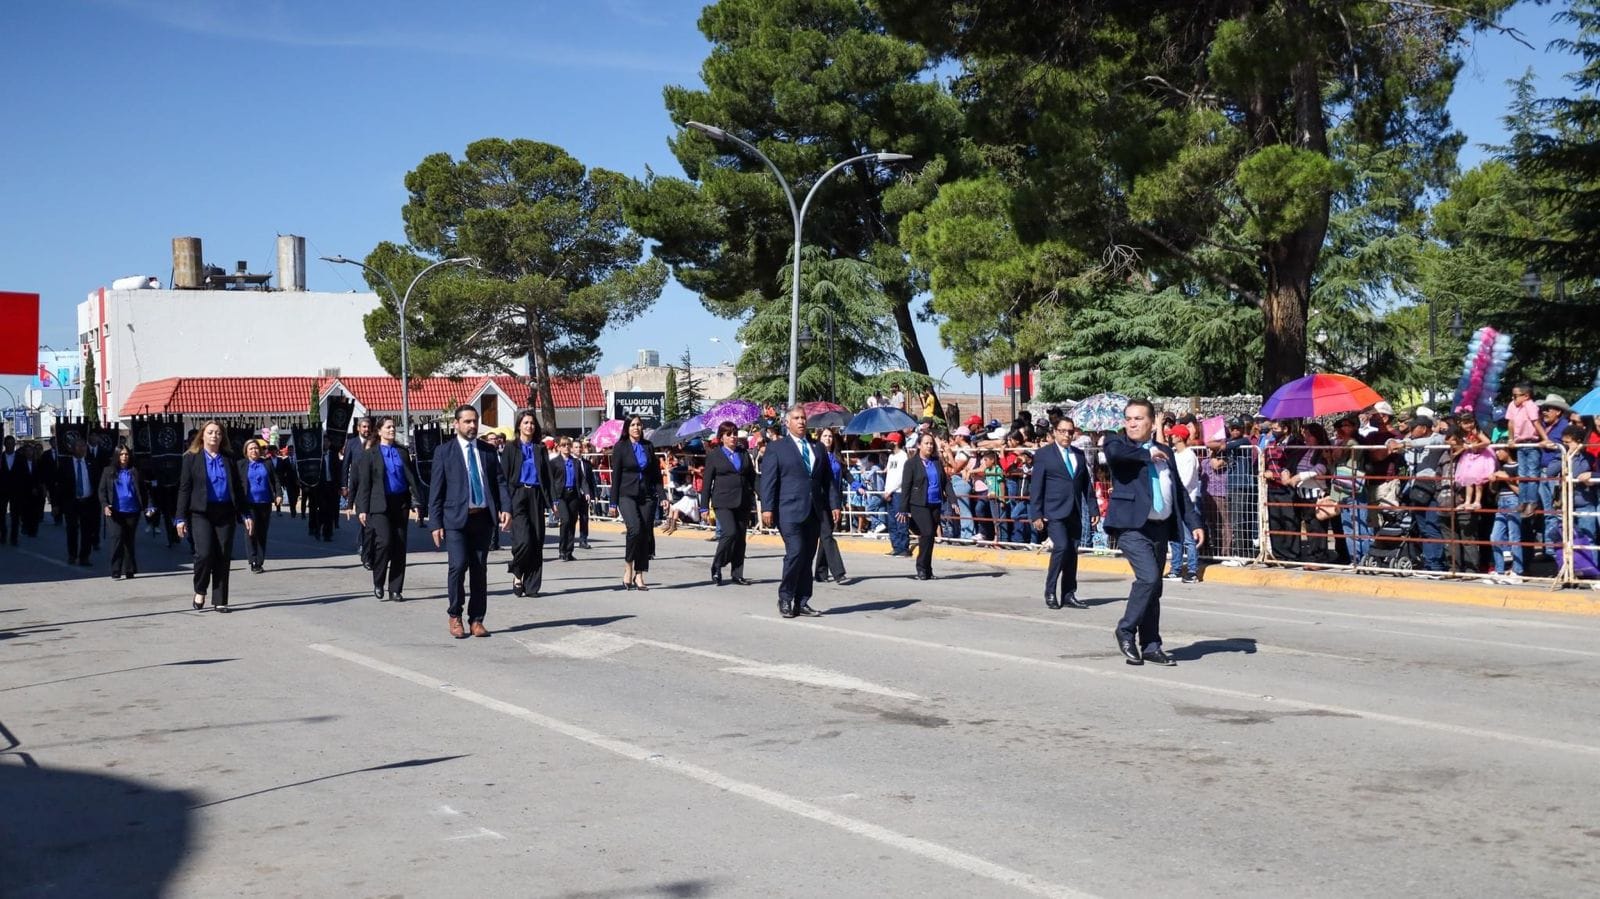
left=802, top=401, right=847, bottom=415
left=588, top=419, right=624, bottom=449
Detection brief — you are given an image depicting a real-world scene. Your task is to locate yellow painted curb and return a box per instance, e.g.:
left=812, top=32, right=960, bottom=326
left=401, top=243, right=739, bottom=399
left=586, top=520, right=1600, bottom=616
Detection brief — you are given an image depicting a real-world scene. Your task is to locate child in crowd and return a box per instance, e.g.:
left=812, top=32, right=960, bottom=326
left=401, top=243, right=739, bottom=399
left=1487, top=444, right=1524, bottom=582
left=1453, top=416, right=1495, bottom=510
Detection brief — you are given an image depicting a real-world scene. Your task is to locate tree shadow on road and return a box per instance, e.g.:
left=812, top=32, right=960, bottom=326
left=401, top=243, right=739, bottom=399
left=823, top=599, right=919, bottom=615
left=557, top=879, right=719, bottom=898
left=1167, top=638, right=1259, bottom=661
left=499, top=614, right=637, bottom=634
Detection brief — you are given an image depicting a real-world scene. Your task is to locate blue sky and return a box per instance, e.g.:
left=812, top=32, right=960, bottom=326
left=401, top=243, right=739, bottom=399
left=0, top=0, right=1581, bottom=404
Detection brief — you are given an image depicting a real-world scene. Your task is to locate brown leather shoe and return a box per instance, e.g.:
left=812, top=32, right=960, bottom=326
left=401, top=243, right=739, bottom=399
left=448, top=616, right=466, bottom=639
left=470, top=620, right=491, bottom=638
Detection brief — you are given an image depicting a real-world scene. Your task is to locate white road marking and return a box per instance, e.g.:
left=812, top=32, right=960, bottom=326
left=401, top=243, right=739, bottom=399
left=310, top=643, right=1093, bottom=899
left=517, top=633, right=922, bottom=700
left=745, top=618, right=1600, bottom=758
left=924, top=605, right=1368, bottom=663
left=444, top=827, right=505, bottom=841
left=434, top=804, right=461, bottom=816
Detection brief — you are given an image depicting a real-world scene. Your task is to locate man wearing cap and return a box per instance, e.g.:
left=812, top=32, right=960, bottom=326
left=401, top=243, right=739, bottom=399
left=1030, top=415, right=1094, bottom=609
left=880, top=432, right=912, bottom=556
left=1397, top=415, right=1448, bottom=571
left=1536, top=394, right=1572, bottom=558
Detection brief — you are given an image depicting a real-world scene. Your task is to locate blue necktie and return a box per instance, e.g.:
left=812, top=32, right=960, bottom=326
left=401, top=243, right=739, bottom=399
left=566, top=459, right=575, bottom=489
left=1061, top=445, right=1074, bottom=477
left=467, top=441, right=485, bottom=507
left=1145, top=442, right=1165, bottom=513
left=800, top=439, right=812, bottom=472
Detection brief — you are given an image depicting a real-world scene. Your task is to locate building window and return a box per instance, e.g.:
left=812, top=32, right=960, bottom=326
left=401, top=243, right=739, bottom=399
left=480, top=393, right=498, bottom=428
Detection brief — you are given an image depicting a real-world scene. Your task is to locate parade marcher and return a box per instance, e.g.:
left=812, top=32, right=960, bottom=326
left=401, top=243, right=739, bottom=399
left=1, top=436, right=30, bottom=545
left=238, top=439, right=280, bottom=573
left=759, top=404, right=838, bottom=617
left=500, top=410, right=549, bottom=596
left=1103, top=401, right=1204, bottom=666
left=98, top=445, right=147, bottom=580
left=309, top=434, right=341, bottom=541
left=898, top=432, right=950, bottom=581
left=813, top=427, right=849, bottom=584
left=881, top=432, right=912, bottom=557
left=704, top=421, right=756, bottom=586
left=344, top=418, right=373, bottom=566
left=610, top=415, right=666, bottom=591
left=549, top=436, right=586, bottom=563
left=575, top=442, right=597, bottom=549
left=60, top=438, right=98, bottom=566
left=428, top=405, right=511, bottom=639
left=356, top=416, right=425, bottom=603
left=278, top=445, right=302, bottom=518
left=175, top=421, right=253, bottom=612
left=39, top=436, right=65, bottom=527
left=1030, top=416, right=1094, bottom=609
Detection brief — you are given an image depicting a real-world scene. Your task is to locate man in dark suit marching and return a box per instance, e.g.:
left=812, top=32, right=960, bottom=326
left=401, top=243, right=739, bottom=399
left=1030, top=416, right=1096, bottom=610
left=758, top=404, right=839, bottom=618
left=343, top=417, right=373, bottom=568
left=1103, top=399, right=1204, bottom=666
left=429, top=405, right=511, bottom=640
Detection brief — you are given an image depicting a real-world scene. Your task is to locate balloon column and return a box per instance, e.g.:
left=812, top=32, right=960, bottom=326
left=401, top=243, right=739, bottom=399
left=1451, top=326, right=1513, bottom=428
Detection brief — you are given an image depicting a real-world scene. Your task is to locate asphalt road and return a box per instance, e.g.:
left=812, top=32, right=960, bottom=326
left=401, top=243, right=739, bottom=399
left=3, top=514, right=1599, bottom=898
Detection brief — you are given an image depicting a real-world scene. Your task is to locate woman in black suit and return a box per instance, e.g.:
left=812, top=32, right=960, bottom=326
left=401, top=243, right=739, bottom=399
left=499, top=410, right=549, bottom=597
left=98, top=445, right=148, bottom=580
left=610, top=415, right=665, bottom=591
left=355, top=416, right=425, bottom=603
left=704, top=421, right=755, bottom=586
left=813, top=426, right=849, bottom=584
left=175, top=420, right=253, bottom=611
left=897, top=432, right=950, bottom=580
left=236, top=439, right=281, bottom=573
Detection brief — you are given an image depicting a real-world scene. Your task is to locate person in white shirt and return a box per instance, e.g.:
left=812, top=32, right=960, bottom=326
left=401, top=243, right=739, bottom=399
left=880, top=433, right=911, bottom=556
left=1165, top=425, right=1203, bottom=582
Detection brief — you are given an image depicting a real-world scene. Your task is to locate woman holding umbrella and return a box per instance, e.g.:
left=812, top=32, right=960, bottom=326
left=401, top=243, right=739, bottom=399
left=814, top=427, right=849, bottom=584
left=611, top=414, right=666, bottom=590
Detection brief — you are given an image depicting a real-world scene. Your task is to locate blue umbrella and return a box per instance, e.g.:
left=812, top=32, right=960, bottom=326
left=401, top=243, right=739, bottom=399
left=844, top=406, right=918, bottom=435
left=1573, top=386, right=1600, bottom=416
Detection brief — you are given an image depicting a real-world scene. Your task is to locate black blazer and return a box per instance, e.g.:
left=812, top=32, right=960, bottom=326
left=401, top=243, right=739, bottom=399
left=97, top=465, right=148, bottom=513
left=353, top=443, right=425, bottom=515
left=898, top=455, right=952, bottom=512
left=175, top=450, right=249, bottom=522
left=502, top=439, right=552, bottom=506
left=547, top=452, right=589, bottom=497
left=235, top=457, right=282, bottom=506
left=704, top=444, right=755, bottom=511
left=610, top=438, right=660, bottom=503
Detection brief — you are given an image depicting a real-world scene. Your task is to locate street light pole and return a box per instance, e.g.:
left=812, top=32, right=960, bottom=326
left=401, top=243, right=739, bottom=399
left=322, top=255, right=475, bottom=440
left=684, top=122, right=909, bottom=407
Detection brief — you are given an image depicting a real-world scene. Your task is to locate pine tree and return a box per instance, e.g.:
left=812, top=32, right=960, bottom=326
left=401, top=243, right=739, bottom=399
left=663, top=368, right=680, bottom=422
left=81, top=353, right=99, bottom=425
left=677, top=347, right=706, bottom=417
left=308, top=381, right=322, bottom=427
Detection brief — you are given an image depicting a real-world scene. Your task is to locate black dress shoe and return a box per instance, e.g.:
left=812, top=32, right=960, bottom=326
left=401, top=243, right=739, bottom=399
left=1063, top=594, right=1089, bottom=610
left=1118, top=636, right=1143, bottom=665
left=711, top=569, right=723, bottom=586
left=216, top=605, right=231, bottom=613
left=374, top=587, right=386, bottom=601
left=1045, top=595, right=1061, bottom=610
left=1142, top=647, right=1177, bottom=666
left=814, top=572, right=830, bottom=583
left=389, top=592, right=404, bottom=603
left=731, top=576, right=753, bottom=586
left=796, top=602, right=822, bottom=617
left=779, top=597, right=796, bottom=618
left=512, top=580, right=525, bottom=597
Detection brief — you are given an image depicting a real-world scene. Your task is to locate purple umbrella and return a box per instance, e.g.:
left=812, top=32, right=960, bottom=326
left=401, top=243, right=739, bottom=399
left=704, top=398, right=760, bottom=427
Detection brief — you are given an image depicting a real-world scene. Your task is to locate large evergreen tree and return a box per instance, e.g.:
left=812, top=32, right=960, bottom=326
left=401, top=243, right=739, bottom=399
left=364, top=138, right=667, bottom=433
left=878, top=0, right=1515, bottom=393
left=625, top=0, right=966, bottom=381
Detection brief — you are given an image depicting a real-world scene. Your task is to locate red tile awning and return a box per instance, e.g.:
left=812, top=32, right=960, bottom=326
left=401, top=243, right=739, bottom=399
left=119, top=374, right=604, bottom=418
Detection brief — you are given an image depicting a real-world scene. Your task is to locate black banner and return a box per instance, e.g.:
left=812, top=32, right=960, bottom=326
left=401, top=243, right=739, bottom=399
left=292, top=425, right=324, bottom=486
left=411, top=422, right=443, bottom=491
left=612, top=391, right=664, bottom=428
left=325, top=396, right=355, bottom=439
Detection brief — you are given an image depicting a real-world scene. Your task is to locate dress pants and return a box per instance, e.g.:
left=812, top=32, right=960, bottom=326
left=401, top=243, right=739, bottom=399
left=908, top=504, right=938, bottom=577
left=777, top=511, right=822, bottom=602
left=310, top=485, right=337, bottom=539
left=1266, top=485, right=1298, bottom=560
left=712, top=505, right=749, bottom=578
left=358, top=516, right=374, bottom=565
left=371, top=493, right=411, bottom=594
left=617, top=494, right=655, bottom=572
left=2, top=492, right=20, bottom=543
left=445, top=510, right=492, bottom=622
left=246, top=501, right=273, bottom=568
left=507, top=484, right=546, bottom=589
left=284, top=483, right=301, bottom=517
left=1044, top=517, right=1079, bottom=598
left=65, top=497, right=96, bottom=561
left=814, top=508, right=846, bottom=579
left=107, top=510, right=139, bottom=577
left=1114, top=519, right=1171, bottom=651
left=191, top=503, right=238, bottom=606
left=556, top=488, right=583, bottom=558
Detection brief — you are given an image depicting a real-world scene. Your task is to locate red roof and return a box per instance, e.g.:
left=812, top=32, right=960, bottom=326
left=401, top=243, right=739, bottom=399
left=119, top=374, right=604, bottom=418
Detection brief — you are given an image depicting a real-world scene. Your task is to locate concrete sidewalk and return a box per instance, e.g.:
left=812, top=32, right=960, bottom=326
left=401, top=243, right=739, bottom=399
left=596, top=520, right=1600, bottom=616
